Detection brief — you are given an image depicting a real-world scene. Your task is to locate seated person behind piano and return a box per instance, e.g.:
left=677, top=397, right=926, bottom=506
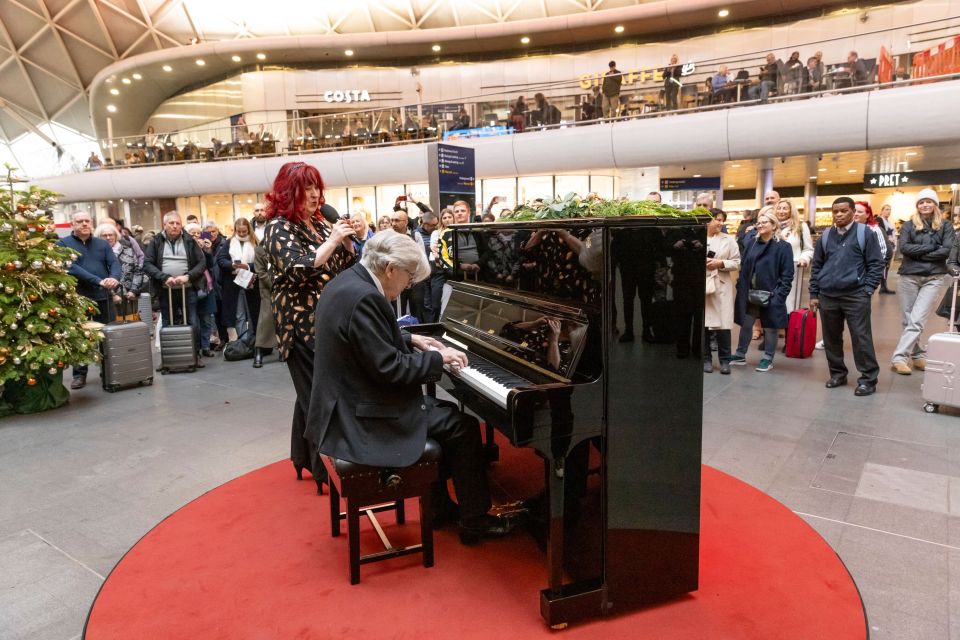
left=307, top=230, right=518, bottom=544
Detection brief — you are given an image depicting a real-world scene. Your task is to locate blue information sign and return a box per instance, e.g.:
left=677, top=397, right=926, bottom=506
left=438, top=144, right=476, bottom=195
left=659, top=177, right=722, bottom=190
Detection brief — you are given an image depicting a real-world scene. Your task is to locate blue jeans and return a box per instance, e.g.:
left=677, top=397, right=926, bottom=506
left=199, top=313, right=215, bottom=349
left=748, top=80, right=776, bottom=101
left=734, top=311, right=778, bottom=361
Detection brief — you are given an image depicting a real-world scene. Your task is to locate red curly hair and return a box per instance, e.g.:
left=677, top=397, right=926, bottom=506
left=265, top=162, right=325, bottom=223
left=854, top=201, right=877, bottom=227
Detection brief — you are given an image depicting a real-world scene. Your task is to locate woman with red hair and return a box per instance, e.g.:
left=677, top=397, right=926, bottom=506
left=263, top=161, right=356, bottom=488
left=854, top=201, right=889, bottom=264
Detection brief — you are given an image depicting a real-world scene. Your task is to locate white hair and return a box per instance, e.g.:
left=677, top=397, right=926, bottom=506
left=360, top=230, right=430, bottom=282
left=93, top=223, right=118, bottom=239
left=162, top=210, right=181, bottom=223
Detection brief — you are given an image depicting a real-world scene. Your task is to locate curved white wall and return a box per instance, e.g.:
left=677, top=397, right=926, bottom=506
left=35, top=81, right=960, bottom=202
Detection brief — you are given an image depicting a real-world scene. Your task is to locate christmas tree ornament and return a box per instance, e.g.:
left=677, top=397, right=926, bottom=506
left=26, top=376, right=36, bottom=386
left=14, top=312, right=21, bottom=319
left=9, top=323, right=17, bottom=331
left=0, top=222, right=11, bottom=232
left=39, top=312, right=48, bottom=320
left=49, top=308, right=58, bottom=317
left=12, top=357, right=21, bottom=365
left=27, top=293, right=37, bottom=301
left=44, top=357, right=53, bottom=365
left=58, top=282, right=67, bottom=290
left=48, top=367, right=57, bottom=375
left=3, top=262, right=13, bottom=271
left=29, top=362, right=39, bottom=370
left=31, top=260, right=42, bottom=270
left=57, top=360, right=64, bottom=367
left=13, top=261, right=22, bottom=269
left=4, top=286, right=14, bottom=293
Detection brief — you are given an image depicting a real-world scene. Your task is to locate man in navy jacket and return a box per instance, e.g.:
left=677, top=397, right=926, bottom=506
left=58, top=210, right=121, bottom=389
left=809, top=197, right=885, bottom=396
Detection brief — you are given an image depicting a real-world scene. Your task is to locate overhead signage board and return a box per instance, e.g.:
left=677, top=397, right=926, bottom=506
left=864, top=169, right=960, bottom=189
left=427, top=143, right=477, bottom=214
left=660, top=177, right=722, bottom=191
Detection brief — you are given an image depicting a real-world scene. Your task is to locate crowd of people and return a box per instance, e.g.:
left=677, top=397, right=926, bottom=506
left=58, top=163, right=955, bottom=542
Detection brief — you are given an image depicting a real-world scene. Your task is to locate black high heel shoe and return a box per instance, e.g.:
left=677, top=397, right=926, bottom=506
left=294, top=463, right=326, bottom=494
left=252, top=348, right=263, bottom=368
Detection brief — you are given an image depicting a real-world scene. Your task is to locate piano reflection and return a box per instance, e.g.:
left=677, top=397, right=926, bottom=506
left=409, top=215, right=707, bottom=627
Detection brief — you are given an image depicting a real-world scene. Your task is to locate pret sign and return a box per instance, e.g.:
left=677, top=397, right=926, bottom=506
left=864, top=169, right=960, bottom=189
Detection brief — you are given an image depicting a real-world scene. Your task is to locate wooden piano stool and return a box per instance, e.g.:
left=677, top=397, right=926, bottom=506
left=322, top=439, right=441, bottom=585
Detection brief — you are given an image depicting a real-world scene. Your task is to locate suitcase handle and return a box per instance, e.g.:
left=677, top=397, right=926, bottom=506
left=950, top=276, right=958, bottom=334
left=166, top=284, right=189, bottom=327
left=106, top=287, right=136, bottom=324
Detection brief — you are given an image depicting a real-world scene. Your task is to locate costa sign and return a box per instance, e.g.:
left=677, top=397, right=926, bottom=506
left=323, top=89, right=371, bottom=103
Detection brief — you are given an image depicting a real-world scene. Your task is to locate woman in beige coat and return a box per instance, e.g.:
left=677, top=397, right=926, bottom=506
left=704, top=211, right=741, bottom=374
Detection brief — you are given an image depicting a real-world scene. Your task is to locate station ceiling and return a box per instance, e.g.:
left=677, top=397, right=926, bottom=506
left=0, top=0, right=859, bottom=143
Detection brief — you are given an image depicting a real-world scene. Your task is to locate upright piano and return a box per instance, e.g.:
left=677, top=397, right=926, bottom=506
left=411, top=216, right=706, bottom=627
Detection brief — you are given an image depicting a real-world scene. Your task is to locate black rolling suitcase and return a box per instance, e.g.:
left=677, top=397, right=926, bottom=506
left=159, top=285, right=198, bottom=374
left=101, top=294, right=154, bottom=392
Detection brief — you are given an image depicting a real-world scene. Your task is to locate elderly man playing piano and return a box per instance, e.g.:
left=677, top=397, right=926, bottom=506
left=307, top=230, right=516, bottom=544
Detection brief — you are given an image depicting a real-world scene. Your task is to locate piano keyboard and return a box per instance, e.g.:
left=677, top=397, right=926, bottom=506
left=429, top=334, right=531, bottom=409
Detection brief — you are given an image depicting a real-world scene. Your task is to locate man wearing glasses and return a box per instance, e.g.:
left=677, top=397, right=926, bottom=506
left=307, top=230, right=518, bottom=544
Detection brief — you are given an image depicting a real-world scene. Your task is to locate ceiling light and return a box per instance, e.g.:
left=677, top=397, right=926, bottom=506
left=105, top=77, right=112, bottom=83
left=825, top=180, right=833, bottom=184
left=256, top=53, right=266, bottom=60
left=727, top=184, right=735, bottom=188
left=162, top=65, right=172, bottom=72
left=344, top=49, right=354, bottom=56
left=110, top=88, right=119, bottom=95
left=520, top=36, right=531, bottom=44
left=121, top=78, right=131, bottom=84
left=132, top=73, right=142, bottom=80
left=848, top=169, right=857, bottom=173
left=247, top=199, right=253, bottom=203
left=818, top=167, right=827, bottom=172
left=231, top=55, right=241, bottom=62
left=106, top=105, right=117, bottom=113
left=906, top=151, right=918, bottom=157
left=614, top=25, right=625, bottom=34
left=731, top=163, right=741, bottom=168
left=693, top=174, right=702, bottom=178
left=195, top=59, right=205, bottom=66
left=718, top=9, right=730, bottom=17
left=432, top=44, right=441, bottom=52
left=809, top=176, right=817, bottom=180
left=897, top=161, right=908, bottom=165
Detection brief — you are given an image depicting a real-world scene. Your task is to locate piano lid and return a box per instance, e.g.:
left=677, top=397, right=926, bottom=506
left=441, top=285, right=590, bottom=382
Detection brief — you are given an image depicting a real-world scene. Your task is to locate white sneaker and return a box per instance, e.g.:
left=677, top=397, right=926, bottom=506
left=815, top=340, right=824, bottom=350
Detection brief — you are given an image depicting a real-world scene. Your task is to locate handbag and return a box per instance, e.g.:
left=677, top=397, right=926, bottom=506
left=747, top=273, right=772, bottom=307
left=705, top=270, right=718, bottom=296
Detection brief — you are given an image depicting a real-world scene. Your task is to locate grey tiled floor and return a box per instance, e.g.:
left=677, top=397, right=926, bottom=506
left=2, top=274, right=960, bottom=639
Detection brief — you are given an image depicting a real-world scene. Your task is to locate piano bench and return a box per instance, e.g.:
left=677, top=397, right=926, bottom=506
left=322, top=439, right=441, bottom=585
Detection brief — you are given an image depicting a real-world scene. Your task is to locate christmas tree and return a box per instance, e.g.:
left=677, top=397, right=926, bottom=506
left=0, top=165, right=102, bottom=414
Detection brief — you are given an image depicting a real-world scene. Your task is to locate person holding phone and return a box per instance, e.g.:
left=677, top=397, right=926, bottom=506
left=216, top=217, right=260, bottom=343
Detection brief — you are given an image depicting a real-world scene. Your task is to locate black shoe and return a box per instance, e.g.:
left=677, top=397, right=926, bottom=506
left=70, top=375, right=86, bottom=390
left=854, top=383, right=876, bottom=396
left=431, top=500, right=461, bottom=529
left=458, top=514, right=519, bottom=545
left=252, top=348, right=263, bottom=368
left=825, top=376, right=848, bottom=389
left=618, top=332, right=634, bottom=343
left=719, top=361, right=731, bottom=375
left=195, top=358, right=205, bottom=368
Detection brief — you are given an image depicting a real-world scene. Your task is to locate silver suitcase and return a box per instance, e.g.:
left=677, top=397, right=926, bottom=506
left=101, top=297, right=154, bottom=392
left=159, top=286, right=198, bottom=374
left=922, top=277, right=960, bottom=413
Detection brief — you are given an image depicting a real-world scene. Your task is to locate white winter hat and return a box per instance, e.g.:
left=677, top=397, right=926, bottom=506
left=916, top=188, right=939, bottom=205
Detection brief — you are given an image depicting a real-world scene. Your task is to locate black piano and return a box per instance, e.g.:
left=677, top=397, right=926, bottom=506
left=410, top=216, right=706, bottom=627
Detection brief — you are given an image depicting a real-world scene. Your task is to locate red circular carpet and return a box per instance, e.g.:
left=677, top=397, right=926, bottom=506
left=84, top=444, right=866, bottom=640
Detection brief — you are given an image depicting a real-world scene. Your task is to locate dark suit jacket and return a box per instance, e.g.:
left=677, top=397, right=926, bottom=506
left=308, top=263, right=444, bottom=467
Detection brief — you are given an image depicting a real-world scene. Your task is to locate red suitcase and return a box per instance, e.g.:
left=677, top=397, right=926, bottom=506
left=785, top=307, right=817, bottom=358
left=785, top=265, right=816, bottom=358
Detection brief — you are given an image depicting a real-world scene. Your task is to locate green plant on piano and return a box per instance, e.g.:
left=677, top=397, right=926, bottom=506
left=503, top=192, right=708, bottom=221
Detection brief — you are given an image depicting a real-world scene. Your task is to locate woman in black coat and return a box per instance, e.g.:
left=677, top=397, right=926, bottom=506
left=729, top=208, right=795, bottom=372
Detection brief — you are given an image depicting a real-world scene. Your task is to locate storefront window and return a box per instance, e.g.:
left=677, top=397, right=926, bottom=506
left=347, top=186, right=376, bottom=224
left=590, top=175, right=615, bottom=200
left=128, top=198, right=159, bottom=231
left=376, top=185, right=406, bottom=224
left=200, top=194, right=235, bottom=236
left=481, top=178, right=517, bottom=213
left=518, top=176, right=554, bottom=204
left=325, top=188, right=348, bottom=218
left=555, top=175, right=590, bottom=199
left=233, top=194, right=261, bottom=222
